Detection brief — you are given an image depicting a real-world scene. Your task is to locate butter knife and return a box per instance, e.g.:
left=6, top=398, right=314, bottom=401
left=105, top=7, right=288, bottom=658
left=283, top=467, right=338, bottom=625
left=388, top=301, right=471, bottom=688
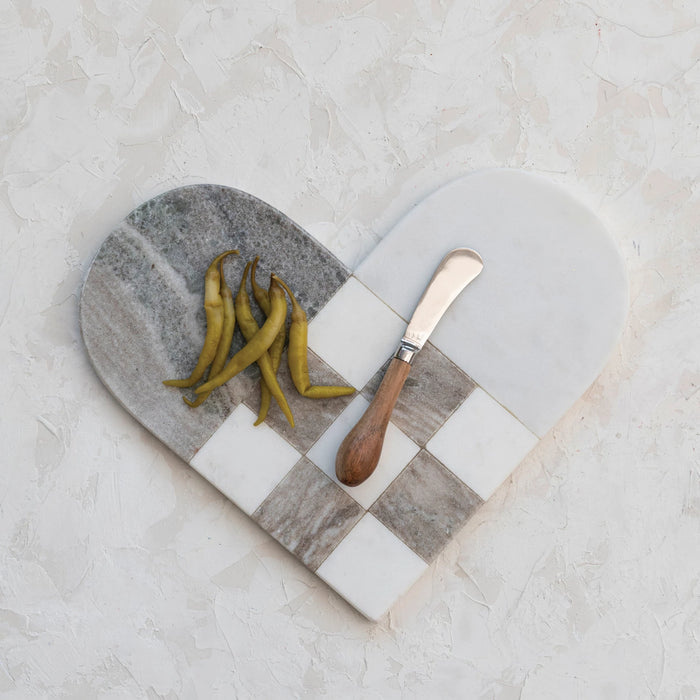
left=335, top=248, right=483, bottom=486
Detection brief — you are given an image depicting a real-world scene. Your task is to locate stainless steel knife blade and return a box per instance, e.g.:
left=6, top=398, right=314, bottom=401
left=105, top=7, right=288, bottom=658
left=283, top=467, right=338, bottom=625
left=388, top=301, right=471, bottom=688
left=396, top=248, right=484, bottom=362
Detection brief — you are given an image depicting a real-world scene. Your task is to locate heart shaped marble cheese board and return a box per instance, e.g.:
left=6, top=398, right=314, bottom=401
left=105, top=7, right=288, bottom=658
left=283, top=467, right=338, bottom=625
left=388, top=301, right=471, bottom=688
left=80, top=169, right=627, bottom=621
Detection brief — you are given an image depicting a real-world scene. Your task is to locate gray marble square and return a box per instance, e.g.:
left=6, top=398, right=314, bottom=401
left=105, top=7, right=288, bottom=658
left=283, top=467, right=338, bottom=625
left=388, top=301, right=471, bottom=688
left=243, top=349, right=356, bottom=454
left=252, top=458, right=364, bottom=570
left=369, top=450, right=483, bottom=563
left=362, top=343, right=476, bottom=446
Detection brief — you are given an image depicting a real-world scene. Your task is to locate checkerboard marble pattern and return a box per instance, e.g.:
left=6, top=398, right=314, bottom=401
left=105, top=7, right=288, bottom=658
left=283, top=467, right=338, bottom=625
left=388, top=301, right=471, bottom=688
left=81, top=171, right=627, bottom=620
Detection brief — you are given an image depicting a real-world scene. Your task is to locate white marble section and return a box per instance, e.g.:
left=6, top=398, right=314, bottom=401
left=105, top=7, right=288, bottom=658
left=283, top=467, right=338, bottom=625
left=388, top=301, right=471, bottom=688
left=316, top=513, right=428, bottom=621
left=307, top=276, right=407, bottom=391
left=356, top=169, right=628, bottom=437
left=307, top=394, right=420, bottom=510
left=427, top=388, right=538, bottom=501
left=190, top=405, right=301, bottom=515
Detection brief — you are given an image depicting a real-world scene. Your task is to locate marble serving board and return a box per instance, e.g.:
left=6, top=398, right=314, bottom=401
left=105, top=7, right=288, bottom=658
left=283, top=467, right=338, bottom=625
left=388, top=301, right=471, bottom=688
left=80, top=169, right=628, bottom=621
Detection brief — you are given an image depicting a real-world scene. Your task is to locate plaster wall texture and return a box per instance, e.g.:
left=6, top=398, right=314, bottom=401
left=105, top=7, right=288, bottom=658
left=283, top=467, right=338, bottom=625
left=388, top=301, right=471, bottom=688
left=1, top=0, right=699, bottom=697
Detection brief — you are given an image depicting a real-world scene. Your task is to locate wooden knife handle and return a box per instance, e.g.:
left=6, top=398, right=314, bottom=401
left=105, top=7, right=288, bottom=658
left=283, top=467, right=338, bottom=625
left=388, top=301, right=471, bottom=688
left=335, top=357, right=412, bottom=486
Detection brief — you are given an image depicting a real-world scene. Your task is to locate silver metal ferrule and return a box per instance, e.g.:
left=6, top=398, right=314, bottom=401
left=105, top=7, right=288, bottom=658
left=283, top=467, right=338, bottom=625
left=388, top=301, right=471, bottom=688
left=394, top=340, right=420, bottom=364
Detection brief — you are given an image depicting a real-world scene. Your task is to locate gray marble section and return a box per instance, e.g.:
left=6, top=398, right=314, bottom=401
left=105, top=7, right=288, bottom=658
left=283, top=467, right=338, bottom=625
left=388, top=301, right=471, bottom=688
left=370, top=450, right=483, bottom=563
left=253, top=458, right=364, bottom=570
left=362, top=343, right=476, bottom=446
left=80, top=259, right=257, bottom=461
left=127, top=185, right=349, bottom=320
left=243, top=349, right=355, bottom=454
left=80, top=185, right=350, bottom=461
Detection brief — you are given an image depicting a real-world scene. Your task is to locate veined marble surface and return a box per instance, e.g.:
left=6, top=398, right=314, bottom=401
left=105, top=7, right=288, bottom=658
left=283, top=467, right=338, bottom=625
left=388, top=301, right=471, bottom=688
left=2, top=1, right=699, bottom=698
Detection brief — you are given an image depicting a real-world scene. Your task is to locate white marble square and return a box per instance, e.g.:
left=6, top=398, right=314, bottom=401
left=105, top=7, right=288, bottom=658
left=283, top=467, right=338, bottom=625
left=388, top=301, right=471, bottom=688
left=190, top=404, right=301, bottom=515
left=307, top=276, right=407, bottom=391
left=427, top=387, right=538, bottom=501
left=316, top=513, right=428, bottom=621
left=307, top=394, right=420, bottom=510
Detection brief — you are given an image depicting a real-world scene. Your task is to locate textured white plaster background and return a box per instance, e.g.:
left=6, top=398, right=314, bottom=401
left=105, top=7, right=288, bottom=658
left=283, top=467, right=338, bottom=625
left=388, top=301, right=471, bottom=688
left=1, top=0, right=699, bottom=697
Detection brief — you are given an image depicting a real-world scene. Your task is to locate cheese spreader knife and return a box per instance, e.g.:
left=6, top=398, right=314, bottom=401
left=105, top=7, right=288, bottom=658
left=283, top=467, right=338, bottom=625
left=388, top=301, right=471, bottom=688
left=335, top=248, right=484, bottom=486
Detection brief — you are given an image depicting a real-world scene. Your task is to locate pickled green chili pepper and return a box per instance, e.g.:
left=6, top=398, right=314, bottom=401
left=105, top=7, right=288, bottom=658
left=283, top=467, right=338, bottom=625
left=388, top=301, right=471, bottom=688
left=235, top=262, right=294, bottom=427
left=163, top=249, right=238, bottom=388
left=194, top=274, right=287, bottom=395
left=251, top=256, right=286, bottom=424
left=183, top=258, right=236, bottom=408
left=276, top=277, right=355, bottom=399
